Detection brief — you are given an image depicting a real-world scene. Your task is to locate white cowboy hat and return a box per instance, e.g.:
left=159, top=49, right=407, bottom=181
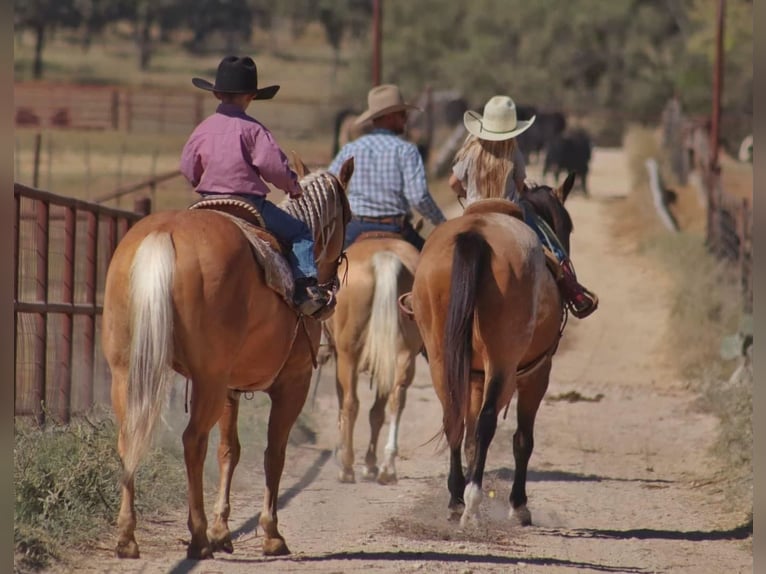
left=463, top=95, right=535, bottom=141
left=355, top=84, right=421, bottom=126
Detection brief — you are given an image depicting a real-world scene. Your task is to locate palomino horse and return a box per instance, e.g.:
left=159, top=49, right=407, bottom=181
left=410, top=174, right=577, bottom=527
left=322, top=237, right=422, bottom=484
left=101, top=157, right=354, bottom=559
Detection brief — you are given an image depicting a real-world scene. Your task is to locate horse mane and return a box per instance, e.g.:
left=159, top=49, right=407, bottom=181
left=279, top=171, right=350, bottom=259
left=520, top=184, right=573, bottom=242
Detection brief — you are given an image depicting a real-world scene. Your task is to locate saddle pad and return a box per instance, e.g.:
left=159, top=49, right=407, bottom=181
left=463, top=198, right=524, bottom=221
left=209, top=211, right=295, bottom=305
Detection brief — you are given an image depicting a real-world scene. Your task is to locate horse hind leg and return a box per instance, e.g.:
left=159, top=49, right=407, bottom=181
left=461, top=372, right=505, bottom=528
left=208, top=390, right=241, bottom=554
left=183, top=377, right=227, bottom=560
left=111, top=366, right=140, bottom=559
left=362, top=388, right=386, bottom=481
left=377, top=353, right=416, bottom=485
left=509, top=361, right=551, bottom=526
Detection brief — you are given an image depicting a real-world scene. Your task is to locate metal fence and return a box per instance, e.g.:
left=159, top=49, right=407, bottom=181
left=665, top=106, right=753, bottom=314
left=14, top=82, right=339, bottom=138
left=14, top=183, right=149, bottom=424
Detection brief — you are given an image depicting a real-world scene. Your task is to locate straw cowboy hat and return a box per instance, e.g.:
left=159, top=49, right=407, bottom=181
left=192, top=56, right=280, bottom=100
left=463, top=95, right=535, bottom=141
left=355, top=84, right=420, bottom=126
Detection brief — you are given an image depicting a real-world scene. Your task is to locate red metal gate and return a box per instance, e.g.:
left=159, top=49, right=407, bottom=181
left=14, top=183, right=149, bottom=424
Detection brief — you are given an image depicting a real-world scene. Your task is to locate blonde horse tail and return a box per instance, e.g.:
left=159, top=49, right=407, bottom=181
left=443, top=230, right=491, bottom=449
left=361, top=251, right=403, bottom=399
left=122, top=231, right=176, bottom=482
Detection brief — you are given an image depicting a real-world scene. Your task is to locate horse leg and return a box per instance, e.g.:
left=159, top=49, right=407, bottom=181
left=447, top=445, right=466, bottom=521
left=362, top=390, right=386, bottom=481
left=461, top=373, right=505, bottom=528
left=111, top=367, right=140, bottom=559
left=462, top=375, right=485, bottom=477
left=377, top=353, right=416, bottom=485
left=209, top=390, right=241, bottom=554
left=259, top=373, right=312, bottom=556
left=335, top=348, right=360, bottom=483
left=183, top=380, right=226, bottom=560
left=509, top=362, right=551, bottom=526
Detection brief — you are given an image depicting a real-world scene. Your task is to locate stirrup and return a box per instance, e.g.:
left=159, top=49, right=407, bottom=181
left=567, top=287, right=599, bottom=319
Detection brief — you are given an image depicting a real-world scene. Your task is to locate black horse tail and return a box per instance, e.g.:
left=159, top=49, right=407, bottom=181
left=443, top=230, right=491, bottom=449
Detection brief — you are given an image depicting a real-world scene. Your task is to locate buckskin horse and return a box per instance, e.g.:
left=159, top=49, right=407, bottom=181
left=409, top=174, right=577, bottom=528
left=322, top=236, right=422, bottom=485
left=101, top=156, right=354, bottom=559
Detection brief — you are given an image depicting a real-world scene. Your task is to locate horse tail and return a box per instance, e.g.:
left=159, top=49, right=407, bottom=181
left=122, top=231, right=176, bottom=482
left=443, top=230, right=491, bottom=449
left=361, top=251, right=403, bottom=398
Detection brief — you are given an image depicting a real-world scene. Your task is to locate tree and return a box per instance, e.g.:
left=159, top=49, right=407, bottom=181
left=15, top=0, right=81, bottom=78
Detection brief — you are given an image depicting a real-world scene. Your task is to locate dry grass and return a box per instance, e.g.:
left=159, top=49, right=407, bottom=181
left=618, top=125, right=751, bottom=520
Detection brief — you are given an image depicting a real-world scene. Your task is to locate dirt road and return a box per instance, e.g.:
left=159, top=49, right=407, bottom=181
left=69, top=148, right=752, bottom=573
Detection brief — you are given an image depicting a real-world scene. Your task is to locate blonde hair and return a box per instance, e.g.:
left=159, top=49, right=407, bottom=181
left=453, top=135, right=517, bottom=199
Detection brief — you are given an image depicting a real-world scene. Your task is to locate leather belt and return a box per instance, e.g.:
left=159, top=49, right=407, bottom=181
left=355, top=215, right=406, bottom=226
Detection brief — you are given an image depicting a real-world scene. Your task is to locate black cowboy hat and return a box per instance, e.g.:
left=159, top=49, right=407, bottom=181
left=191, top=56, right=280, bottom=100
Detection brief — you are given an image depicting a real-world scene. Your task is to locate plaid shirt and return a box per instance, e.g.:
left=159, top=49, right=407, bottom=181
left=328, top=128, right=446, bottom=225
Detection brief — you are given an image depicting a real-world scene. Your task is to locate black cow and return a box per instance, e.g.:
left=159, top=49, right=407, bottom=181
left=543, top=127, right=592, bottom=196
left=516, top=107, right=567, bottom=164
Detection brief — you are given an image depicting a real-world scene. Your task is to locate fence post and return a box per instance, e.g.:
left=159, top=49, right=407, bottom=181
left=13, top=193, right=20, bottom=410
left=32, top=132, right=42, bottom=188
left=58, top=206, right=76, bottom=423
left=33, top=199, right=49, bottom=426
left=134, top=197, right=151, bottom=216
left=82, top=212, right=98, bottom=410
left=194, top=92, right=204, bottom=125
left=111, top=89, right=120, bottom=130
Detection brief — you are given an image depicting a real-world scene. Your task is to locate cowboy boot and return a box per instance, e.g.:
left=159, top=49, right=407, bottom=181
left=558, top=259, right=598, bottom=319
left=293, top=277, right=332, bottom=317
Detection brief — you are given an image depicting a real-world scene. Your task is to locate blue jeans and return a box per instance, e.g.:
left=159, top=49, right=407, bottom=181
left=345, top=218, right=425, bottom=251
left=200, top=193, right=317, bottom=280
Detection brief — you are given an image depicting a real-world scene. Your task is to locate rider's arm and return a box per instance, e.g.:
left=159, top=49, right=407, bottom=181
left=180, top=134, right=203, bottom=187
left=449, top=173, right=466, bottom=198
left=248, top=127, right=302, bottom=198
left=400, top=144, right=447, bottom=225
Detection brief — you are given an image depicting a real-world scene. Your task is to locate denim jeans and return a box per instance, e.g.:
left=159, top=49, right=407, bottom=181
left=200, top=193, right=317, bottom=279
left=344, top=219, right=425, bottom=251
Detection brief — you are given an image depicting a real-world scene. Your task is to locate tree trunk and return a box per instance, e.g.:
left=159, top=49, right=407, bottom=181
left=138, top=20, right=152, bottom=70
left=33, top=23, right=45, bottom=79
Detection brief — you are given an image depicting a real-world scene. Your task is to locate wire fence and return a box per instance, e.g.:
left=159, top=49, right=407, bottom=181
left=662, top=100, right=752, bottom=314
left=14, top=183, right=147, bottom=424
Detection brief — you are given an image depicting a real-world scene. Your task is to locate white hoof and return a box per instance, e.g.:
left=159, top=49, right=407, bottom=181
left=460, top=483, right=482, bottom=527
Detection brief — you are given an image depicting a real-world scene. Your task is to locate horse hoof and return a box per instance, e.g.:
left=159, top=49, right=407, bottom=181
left=459, top=512, right=479, bottom=529
left=361, top=466, right=379, bottom=481
left=447, top=504, right=464, bottom=522
left=263, top=537, right=290, bottom=556
left=377, top=470, right=397, bottom=485
left=210, top=535, right=234, bottom=554
left=510, top=506, right=532, bottom=526
left=115, top=540, right=140, bottom=559
left=186, top=544, right=214, bottom=560
left=338, top=469, right=356, bottom=483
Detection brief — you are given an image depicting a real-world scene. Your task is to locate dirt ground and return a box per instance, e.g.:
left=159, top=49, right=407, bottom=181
left=58, top=148, right=752, bottom=574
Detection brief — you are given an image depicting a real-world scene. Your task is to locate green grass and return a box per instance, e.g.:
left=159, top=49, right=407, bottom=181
left=14, top=412, right=186, bottom=572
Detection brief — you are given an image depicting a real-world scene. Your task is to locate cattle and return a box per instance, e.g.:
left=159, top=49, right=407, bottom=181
left=516, top=106, right=567, bottom=164
left=543, top=128, right=592, bottom=196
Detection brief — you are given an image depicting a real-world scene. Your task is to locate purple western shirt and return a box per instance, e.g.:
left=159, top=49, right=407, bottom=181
left=180, top=103, right=301, bottom=197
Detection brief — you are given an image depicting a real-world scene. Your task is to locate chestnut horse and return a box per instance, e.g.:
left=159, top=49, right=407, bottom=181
left=322, top=237, right=422, bottom=484
left=101, top=157, right=354, bottom=560
left=410, top=174, right=577, bottom=527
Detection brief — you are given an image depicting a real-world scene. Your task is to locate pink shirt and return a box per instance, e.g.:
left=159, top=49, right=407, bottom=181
left=180, top=103, right=301, bottom=197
